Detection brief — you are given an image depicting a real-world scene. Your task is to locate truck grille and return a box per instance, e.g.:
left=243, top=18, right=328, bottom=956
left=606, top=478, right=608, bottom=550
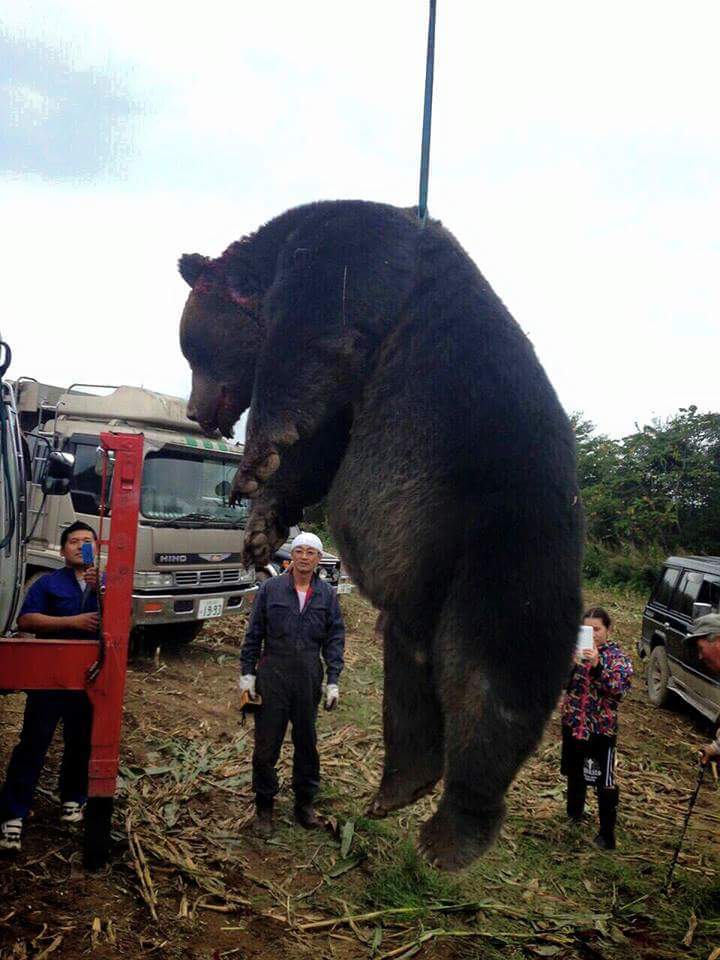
left=173, top=568, right=246, bottom=588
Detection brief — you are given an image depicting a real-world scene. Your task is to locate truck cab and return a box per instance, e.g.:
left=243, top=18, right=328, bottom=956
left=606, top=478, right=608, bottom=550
left=16, top=381, right=256, bottom=644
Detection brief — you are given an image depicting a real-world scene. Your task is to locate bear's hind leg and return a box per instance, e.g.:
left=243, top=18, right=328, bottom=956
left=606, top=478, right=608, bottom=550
left=419, top=567, right=576, bottom=871
left=367, top=615, right=443, bottom=818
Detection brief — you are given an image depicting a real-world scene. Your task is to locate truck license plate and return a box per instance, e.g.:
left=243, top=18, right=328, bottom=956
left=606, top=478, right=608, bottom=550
left=336, top=583, right=352, bottom=595
left=198, top=598, right=224, bottom=618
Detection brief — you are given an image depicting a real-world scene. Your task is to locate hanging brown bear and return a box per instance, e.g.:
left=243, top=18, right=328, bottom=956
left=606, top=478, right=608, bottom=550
left=178, top=199, right=583, bottom=870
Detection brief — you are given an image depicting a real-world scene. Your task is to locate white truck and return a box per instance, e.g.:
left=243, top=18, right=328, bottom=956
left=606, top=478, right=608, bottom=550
left=14, top=380, right=256, bottom=644
left=1, top=344, right=73, bottom=632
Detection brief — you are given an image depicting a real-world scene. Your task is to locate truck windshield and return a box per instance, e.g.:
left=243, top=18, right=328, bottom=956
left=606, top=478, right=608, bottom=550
left=141, top=450, right=248, bottom=525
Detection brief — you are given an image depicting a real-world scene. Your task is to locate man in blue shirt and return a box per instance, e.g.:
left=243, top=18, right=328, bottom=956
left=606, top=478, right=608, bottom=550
left=0, top=521, right=99, bottom=852
left=239, top=532, right=345, bottom=837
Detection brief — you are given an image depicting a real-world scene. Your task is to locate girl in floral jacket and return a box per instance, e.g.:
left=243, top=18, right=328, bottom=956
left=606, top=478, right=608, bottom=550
left=560, top=606, right=633, bottom=849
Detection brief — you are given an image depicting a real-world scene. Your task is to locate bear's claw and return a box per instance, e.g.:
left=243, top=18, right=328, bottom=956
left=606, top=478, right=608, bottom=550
left=231, top=444, right=282, bottom=504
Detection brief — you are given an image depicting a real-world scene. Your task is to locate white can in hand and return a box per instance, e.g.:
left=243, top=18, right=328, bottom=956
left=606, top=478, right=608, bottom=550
left=575, top=624, right=595, bottom=660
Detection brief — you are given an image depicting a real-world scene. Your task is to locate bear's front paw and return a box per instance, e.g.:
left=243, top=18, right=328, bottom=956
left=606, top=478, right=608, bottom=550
left=417, top=801, right=505, bottom=872
left=230, top=447, right=281, bottom=502
left=244, top=528, right=271, bottom=568
left=242, top=507, right=287, bottom=569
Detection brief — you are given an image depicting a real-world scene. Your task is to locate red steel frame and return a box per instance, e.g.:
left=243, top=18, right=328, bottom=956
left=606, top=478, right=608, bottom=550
left=0, top=432, right=143, bottom=800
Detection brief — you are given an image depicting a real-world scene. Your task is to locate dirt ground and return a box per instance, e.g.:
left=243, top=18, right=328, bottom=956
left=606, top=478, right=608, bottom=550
left=1, top=589, right=718, bottom=960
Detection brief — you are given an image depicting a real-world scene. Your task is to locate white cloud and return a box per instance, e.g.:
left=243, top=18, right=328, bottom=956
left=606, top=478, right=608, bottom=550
left=4, top=82, right=52, bottom=126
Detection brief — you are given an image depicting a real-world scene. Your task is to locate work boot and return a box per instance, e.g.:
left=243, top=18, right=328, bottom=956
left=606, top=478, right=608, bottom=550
left=0, top=818, right=22, bottom=852
left=294, top=803, right=321, bottom=830
left=593, top=832, right=616, bottom=850
left=595, top=786, right=619, bottom=850
left=61, top=801, right=85, bottom=824
left=253, top=800, right=274, bottom=839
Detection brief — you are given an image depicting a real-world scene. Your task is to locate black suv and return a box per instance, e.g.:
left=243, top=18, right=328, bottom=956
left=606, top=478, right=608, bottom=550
left=638, top=555, right=720, bottom=722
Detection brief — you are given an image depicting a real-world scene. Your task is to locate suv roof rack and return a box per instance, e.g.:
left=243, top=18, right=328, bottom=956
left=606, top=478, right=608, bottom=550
left=666, top=555, right=720, bottom=570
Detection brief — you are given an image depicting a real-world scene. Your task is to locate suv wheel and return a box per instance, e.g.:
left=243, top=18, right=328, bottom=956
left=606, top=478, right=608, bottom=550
left=647, top=645, right=671, bottom=706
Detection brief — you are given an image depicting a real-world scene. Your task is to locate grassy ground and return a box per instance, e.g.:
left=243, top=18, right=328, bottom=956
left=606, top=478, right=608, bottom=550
left=0, top=586, right=718, bottom=960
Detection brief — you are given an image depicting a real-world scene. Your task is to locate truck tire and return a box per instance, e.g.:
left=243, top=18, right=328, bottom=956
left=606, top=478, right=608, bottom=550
left=141, top=620, right=206, bottom=647
left=646, top=644, right=671, bottom=706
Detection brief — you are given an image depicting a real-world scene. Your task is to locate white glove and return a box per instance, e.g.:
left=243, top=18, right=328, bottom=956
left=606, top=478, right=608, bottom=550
left=239, top=674, right=256, bottom=697
left=700, top=739, right=720, bottom=765
left=325, top=683, right=339, bottom=711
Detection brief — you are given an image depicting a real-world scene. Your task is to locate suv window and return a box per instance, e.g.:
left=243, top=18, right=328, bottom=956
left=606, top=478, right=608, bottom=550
left=669, top=571, right=704, bottom=618
left=653, top=567, right=680, bottom=606
left=697, top=576, right=720, bottom=612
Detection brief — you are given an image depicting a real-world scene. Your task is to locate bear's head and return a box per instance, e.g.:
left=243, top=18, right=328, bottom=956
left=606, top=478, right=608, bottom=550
left=178, top=245, right=266, bottom=437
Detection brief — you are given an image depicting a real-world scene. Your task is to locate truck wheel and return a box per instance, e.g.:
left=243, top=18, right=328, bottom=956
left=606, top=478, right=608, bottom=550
left=141, top=620, right=206, bottom=647
left=83, top=796, right=113, bottom=870
left=647, top=645, right=671, bottom=706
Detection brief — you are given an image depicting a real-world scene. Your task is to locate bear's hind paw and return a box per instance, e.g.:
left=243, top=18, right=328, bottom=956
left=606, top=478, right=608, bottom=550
left=418, top=802, right=505, bottom=872
left=366, top=775, right=440, bottom=819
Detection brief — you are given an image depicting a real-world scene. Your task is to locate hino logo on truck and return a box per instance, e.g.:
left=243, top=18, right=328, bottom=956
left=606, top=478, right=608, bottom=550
left=155, top=552, right=242, bottom=565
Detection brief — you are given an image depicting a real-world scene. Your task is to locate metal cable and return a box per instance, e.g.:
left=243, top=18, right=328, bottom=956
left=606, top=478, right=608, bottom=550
left=418, top=0, right=437, bottom=223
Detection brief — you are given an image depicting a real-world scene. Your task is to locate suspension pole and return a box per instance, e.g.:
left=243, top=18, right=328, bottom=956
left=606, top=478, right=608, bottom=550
left=418, top=0, right=437, bottom=223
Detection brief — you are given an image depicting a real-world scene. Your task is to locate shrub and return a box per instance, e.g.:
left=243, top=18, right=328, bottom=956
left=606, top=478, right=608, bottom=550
left=583, top=540, right=669, bottom=593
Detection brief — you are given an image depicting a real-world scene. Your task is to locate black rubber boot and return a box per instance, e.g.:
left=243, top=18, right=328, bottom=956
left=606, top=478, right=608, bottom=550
left=566, top=777, right=587, bottom=823
left=82, top=797, right=113, bottom=870
left=294, top=803, right=321, bottom=830
left=595, top=787, right=619, bottom=850
left=254, top=799, right=274, bottom=839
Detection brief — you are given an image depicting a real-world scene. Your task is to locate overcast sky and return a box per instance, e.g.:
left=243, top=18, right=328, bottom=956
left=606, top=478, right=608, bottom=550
left=0, top=1, right=717, bottom=440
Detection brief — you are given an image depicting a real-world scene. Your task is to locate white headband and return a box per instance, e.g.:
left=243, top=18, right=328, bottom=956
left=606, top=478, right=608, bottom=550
left=290, top=532, right=323, bottom=553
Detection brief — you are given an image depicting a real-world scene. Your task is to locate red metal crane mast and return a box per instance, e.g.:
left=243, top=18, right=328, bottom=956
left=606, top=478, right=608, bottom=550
left=0, top=431, right=143, bottom=867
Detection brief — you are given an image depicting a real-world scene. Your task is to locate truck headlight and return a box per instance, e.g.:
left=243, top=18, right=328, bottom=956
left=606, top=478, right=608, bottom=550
left=134, top=571, right=174, bottom=590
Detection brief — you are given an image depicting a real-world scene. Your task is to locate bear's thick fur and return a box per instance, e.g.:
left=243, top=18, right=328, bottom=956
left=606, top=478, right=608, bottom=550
left=179, top=200, right=583, bottom=869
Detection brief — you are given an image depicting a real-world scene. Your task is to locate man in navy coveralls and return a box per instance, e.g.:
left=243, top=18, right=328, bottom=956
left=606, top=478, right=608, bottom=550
left=239, top=531, right=345, bottom=837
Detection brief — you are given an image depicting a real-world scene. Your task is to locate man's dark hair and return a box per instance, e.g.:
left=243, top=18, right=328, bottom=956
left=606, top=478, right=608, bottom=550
left=60, top=521, right=98, bottom=549
left=583, top=606, right=612, bottom=629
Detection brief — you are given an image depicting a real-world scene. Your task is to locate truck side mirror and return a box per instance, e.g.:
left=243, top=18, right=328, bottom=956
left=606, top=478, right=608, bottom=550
left=42, top=451, right=74, bottom=495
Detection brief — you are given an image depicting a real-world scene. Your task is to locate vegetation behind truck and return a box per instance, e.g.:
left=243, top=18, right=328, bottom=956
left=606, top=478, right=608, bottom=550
left=16, top=381, right=256, bottom=643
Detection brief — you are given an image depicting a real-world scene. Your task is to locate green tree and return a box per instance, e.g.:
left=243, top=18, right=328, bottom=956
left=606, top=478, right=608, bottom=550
left=573, top=406, right=720, bottom=557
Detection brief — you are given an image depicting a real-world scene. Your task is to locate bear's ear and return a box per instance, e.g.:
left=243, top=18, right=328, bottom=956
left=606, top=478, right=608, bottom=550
left=178, top=253, right=210, bottom=287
